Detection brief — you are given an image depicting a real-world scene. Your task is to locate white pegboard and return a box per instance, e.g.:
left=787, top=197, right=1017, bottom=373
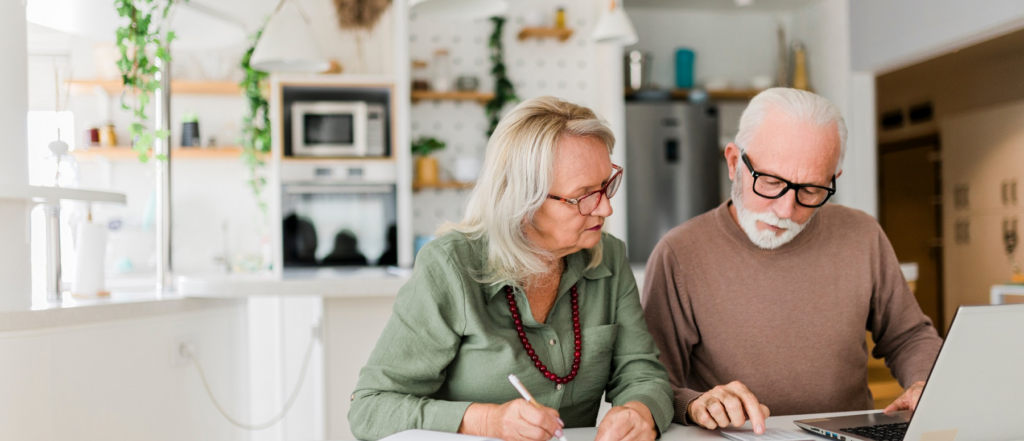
left=410, top=0, right=601, bottom=237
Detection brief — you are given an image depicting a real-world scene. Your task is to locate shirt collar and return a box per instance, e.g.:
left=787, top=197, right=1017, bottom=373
left=484, top=247, right=613, bottom=302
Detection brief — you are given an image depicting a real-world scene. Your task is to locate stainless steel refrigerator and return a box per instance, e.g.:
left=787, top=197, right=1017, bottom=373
left=625, top=101, right=720, bottom=263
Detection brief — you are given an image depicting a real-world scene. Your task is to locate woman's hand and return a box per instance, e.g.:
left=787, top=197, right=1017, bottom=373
left=459, top=399, right=565, bottom=441
left=595, top=401, right=657, bottom=441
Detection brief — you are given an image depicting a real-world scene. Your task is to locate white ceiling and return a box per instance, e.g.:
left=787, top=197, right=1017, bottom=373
left=624, top=0, right=821, bottom=12
left=25, top=0, right=281, bottom=49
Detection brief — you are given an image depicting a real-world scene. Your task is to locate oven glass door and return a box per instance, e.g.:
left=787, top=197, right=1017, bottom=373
left=282, top=184, right=397, bottom=267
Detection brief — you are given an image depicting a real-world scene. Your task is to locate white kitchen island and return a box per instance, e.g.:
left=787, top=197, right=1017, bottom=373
left=177, top=268, right=410, bottom=440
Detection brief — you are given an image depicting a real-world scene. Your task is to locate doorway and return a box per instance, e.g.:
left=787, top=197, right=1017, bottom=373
left=878, top=134, right=945, bottom=335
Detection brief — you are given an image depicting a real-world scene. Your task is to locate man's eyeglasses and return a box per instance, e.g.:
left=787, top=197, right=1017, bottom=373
left=547, top=164, right=623, bottom=215
left=741, top=152, right=835, bottom=208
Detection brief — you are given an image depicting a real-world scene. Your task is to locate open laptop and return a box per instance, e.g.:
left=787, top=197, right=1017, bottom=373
left=794, top=303, right=1024, bottom=441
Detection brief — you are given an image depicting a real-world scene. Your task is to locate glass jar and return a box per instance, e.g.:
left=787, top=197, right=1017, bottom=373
left=412, top=60, right=430, bottom=91
left=431, top=49, right=451, bottom=93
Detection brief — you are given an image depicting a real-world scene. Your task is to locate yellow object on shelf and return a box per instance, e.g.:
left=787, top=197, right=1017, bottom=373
left=415, top=156, right=440, bottom=187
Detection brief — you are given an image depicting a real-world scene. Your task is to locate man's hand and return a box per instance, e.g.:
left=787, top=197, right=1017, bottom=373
left=884, top=381, right=926, bottom=414
left=687, top=381, right=770, bottom=435
left=595, top=401, right=657, bottom=441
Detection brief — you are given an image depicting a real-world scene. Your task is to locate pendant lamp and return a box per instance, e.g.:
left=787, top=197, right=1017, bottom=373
left=591, top=0, right=638, bottom=46
left=250, top=0, right=330, bottom=73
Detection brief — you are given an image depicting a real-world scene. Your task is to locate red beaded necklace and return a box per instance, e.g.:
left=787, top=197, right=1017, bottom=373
left=505, top=284, right=581, bottom=386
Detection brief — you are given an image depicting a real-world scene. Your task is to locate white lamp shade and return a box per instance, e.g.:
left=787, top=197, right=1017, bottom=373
left=250, top=0, right=330, bottom=73
left=591, top=5, right=638, bottom=46
left=409, top=0, right=508, bottom=20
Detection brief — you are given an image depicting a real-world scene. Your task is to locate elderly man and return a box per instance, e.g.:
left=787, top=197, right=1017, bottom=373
left=641, top=88, right=943, bottom=435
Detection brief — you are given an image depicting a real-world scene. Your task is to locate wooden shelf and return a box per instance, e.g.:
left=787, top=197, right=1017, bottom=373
left=411, top=90, right=494, bottom=104
left=413, top=181, right=474, bottom=192
left=67, top=79, right=242, bottom=96
left=518, top=27, right=574, bottom=42
left=71, top=146, right=246, bottom=160
left=671, top=88, right=763, bottom=101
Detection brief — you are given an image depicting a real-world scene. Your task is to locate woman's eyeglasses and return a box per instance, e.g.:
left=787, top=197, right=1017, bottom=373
left=547, top=164, right=624, bottom=215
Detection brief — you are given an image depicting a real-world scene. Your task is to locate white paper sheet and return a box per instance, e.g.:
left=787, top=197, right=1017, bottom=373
left=379, top=430, right=502, bottom=441
left=719, top=428, right=817, bottom=441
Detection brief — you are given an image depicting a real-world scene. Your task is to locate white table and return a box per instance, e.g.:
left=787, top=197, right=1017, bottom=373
left=338, top=410, right=876, bottom=440
left=567, top=410, right=872, bottom=440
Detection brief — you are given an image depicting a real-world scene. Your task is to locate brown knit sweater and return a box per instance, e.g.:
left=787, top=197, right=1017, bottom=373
left=641, top=201, right=943, bottom=424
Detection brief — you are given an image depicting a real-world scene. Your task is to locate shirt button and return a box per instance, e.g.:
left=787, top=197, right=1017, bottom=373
left=556, top=383, right=563, bottom=391
left=549, top=339, right=556, bottom=346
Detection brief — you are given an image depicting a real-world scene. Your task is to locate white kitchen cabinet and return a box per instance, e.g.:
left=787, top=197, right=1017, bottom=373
left=941, top=100, right=1024, bottom=330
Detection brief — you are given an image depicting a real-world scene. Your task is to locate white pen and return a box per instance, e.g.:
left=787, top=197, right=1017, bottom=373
left=508, top=374, right=569, bottom=441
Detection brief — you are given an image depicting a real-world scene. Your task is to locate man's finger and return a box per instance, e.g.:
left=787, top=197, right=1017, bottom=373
left=883, top=395, right=907, bottom=414
left=726, top=382, right=766, bottom=433
left=706, top=399, right=731, bottom=428
left=720, top=394, right=747, bottom=427
left=759, top=404, right=771, bottom=419
left=908, top=386, right=924, bottom=411
left=695, top=404, right=719, bottom=430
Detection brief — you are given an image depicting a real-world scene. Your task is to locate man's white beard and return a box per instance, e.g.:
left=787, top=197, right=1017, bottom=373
left=731, top=175, right=811, bottom=250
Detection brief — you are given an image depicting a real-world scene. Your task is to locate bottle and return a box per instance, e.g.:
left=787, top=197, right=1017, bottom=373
left=791, top=41, right=810, bottom=91
left=555, top=7, right=566, bottom=29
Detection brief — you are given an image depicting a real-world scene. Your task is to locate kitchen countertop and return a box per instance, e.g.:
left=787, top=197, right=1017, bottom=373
left=176, top=267, right=411, bottom=299
left=0, top=276, right=243, bottom=333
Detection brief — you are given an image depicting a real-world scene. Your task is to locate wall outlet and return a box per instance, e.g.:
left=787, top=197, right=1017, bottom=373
left=172, top=339, right=196, bottom=367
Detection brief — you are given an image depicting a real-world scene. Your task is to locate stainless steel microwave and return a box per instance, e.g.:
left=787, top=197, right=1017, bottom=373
left=291, top=101, right=387, bottom=157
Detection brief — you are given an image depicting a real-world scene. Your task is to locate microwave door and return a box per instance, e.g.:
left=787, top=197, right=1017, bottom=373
left=291, top=101, right=367, bottom=157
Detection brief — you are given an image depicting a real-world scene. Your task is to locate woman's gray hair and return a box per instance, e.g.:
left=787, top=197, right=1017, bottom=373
left=735, top=87, right=847, bottom=174
left=437, top=96, right=615, bottom=287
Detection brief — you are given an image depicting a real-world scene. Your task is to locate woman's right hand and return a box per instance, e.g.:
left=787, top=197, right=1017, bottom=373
left=460, top=399, right=565, bottom=441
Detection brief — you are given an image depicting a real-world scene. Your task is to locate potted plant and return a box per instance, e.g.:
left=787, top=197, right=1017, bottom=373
left=412, top=137, right=446, bottom=187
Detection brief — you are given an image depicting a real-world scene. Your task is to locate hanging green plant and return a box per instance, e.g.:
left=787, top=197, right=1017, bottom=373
left=239, top=25, right=271, bottom=214
left=485, top=16, right=518, bottom=137
left=114, top=0, right=183, bottom=162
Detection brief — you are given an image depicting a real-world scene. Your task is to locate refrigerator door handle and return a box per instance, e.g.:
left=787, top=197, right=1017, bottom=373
left=665, top=139, right=680, bottom=163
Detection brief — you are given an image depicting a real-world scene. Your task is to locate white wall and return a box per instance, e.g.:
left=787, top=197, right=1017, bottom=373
left=0, top=0, right=32, bottom=311
left=850, top=0, right=1024, bottom=73
left=626, top=7, right=791, bottom=90
left=0, top=304, right=251, bottom=440
left=791, top=0, right=877, bottom=218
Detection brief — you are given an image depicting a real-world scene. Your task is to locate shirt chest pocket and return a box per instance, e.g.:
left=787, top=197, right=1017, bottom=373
left=572, top=324, right=618, bottom=401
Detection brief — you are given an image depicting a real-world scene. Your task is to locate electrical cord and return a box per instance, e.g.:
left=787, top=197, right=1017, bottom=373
left=184, top=325, right=319, bottom=431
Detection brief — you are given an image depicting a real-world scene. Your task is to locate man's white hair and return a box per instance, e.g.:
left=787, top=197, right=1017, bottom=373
left=735, top=87, right=847, bottom=174
left=437, top=96, right=615, bottom=287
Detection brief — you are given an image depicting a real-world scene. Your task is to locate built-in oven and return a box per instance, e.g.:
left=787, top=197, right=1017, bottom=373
left=280, top=162, right=397, bottom=267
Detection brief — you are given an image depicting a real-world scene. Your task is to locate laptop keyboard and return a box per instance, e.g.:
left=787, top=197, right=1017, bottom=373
left=840, top=422, right=909, bottom=441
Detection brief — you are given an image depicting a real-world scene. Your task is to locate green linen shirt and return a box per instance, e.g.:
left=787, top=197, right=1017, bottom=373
left=349, top=232, right=674, bottom=440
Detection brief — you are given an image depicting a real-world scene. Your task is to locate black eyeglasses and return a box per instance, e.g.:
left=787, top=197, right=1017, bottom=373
left=741, top=152, right=835, bottom=208
left=547, top=164, right=623, bottom=215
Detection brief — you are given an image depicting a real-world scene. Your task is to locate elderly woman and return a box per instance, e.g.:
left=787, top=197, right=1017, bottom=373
left=349, top=96, right=673, bottom=441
